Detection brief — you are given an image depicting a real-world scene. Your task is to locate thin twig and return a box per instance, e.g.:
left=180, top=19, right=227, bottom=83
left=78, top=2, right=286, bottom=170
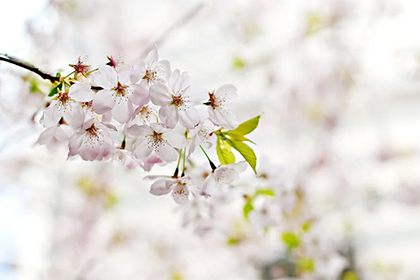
left=0, top=53, right=59, bottom=83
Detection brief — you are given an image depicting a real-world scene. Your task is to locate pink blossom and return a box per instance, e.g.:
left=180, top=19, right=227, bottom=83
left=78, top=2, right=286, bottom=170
left=149, top=69, right=206, bottom=129
left=206, top=84, right=238, bottom=129
left=92, top=65, right=149, bottom=123
left=127, top=123, right=187, bottom=163
left=145, top=175, right=194, bottom=204
left=68, top=119, right=116, bottom=161
left=200, top=161, right=247, bottom=197
left=131, top=46, right=171, bottom=85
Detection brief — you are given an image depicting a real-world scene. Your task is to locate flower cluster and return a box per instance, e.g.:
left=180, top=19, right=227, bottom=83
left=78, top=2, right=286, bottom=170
left=37, top=46, right=258, bottom=204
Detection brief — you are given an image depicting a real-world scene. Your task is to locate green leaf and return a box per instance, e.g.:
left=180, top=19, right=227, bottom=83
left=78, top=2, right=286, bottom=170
left=254, top=188, right=275, bottom=197
left=216, top=137, right=235, bottom=165
left=227, top=115, right=260, bottom=136
left=281, top=232, right=300, bottom=250
left=48, top=82, right=61, bottom=97
left=225, top=130, right=255, bottom=144
left=226, top=139, right=257, bottom=174
left=243, top=201, right=254, bottom=219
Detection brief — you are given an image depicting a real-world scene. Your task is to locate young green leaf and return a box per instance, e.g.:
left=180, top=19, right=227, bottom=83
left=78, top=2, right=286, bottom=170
left=216, top=137, right=235, bottom=165
left=224, top=130, right=255, bottom=144
left=226, top=115, right=260, bottom=136
left=226, top=139, right=257, bottom=174
left=48, top=82, right=61, bottom=97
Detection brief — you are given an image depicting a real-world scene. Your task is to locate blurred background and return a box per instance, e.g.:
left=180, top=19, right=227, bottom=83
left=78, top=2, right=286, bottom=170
left=2, top=0, right=420, bottom=279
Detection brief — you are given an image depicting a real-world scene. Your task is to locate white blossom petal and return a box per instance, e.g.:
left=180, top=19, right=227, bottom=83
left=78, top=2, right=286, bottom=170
left=145, top=46, right=159, bottom=69
left=166, top=131, right=188, bottom=148
left=69, top=83, right=94, bottom=102
left=112, top=98, right=133, bottom=124
left=133, top=139, right=153, bottom=159
left=126, top=124, right=153, bottom=137
left=159, top=105, right=178, bottom=129
left=129, top=84, right=149, bottom=106
left=41, top=101, right=63, bottom=127
left=215, top=84, right=237, bottom=97
left=93, top=89, right=115, bottom=114
left=94, top=65, right=118, bottom=89
left=156, top=143, right=178, bottom=162
left=150, top=179, right=173, bottom=196
left=172, top=183, right=190, bottom=204
left=149, top=84, right=172, bottom=106
left=178, top=108, right=200, bottom=129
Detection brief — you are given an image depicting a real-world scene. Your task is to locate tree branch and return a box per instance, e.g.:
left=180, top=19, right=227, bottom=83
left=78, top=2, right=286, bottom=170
left=0, top=53, right=59, bottom=83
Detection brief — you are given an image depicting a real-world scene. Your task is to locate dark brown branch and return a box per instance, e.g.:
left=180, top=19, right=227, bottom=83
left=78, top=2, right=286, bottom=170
left=0, top=53, right=104, bottom=91
left=0, top=53, right=60, bottom=83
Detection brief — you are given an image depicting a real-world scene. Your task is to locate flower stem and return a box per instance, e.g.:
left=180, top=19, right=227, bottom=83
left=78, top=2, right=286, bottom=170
left=64, top=71, right=75, bottom=78
left=173, top=149, right=183, bottom=178
left=181, top=148, right=187, bottom=177
left=86, top=68, right=99, bottom=75
left=0, top=53, right=59, bottom=83
left=120, top=135, right=126, bottom=149
left=200, top=145, right=217, bottom=171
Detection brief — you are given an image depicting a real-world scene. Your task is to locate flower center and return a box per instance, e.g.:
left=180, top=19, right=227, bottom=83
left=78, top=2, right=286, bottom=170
left=57, top=91, right=70, bottom=107
left=147, top=130, right=167, bottom=151
left=171, top=94, right=185, bottom=107
left=174, top=182, right=188, bottom=196
left=207, top=92, right=217, bottom=109
left=112, top=82, right=129, bottom=96
left=69, top=57, right=91, bottom=77
left=139, top=105, right=156, bottom=123
left=144, top=69, right=157, bottom=82
left=86, top=123, right=99, bottom=138
left=84, top=123, right=103, bottom=147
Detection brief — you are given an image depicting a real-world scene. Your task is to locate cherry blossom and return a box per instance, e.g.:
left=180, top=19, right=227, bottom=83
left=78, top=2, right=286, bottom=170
left=131, top=46, right=171, bottom=85
left=68, top=118, right=116, bottom=161
left=127, top=123, right=187, bottom=162
left=187, top=119, right=218, bottom=155
left=206, top=84, right=239, bottom=129
left=92, top=65, right=149, bottom=123
left=146, top=175, right=194, bottom=204
left=69, top=56, right=91, bottom=78
left=37, top=124, right=73, bottom=152
left=200, top=161, right=247, bottom=197
left=40, top=83, right=94, bottom=128
left=149, top=69, right=206, bottom=129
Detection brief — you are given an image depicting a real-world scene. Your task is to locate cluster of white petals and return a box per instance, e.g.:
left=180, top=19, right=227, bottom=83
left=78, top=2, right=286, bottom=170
left=37, top=46, right=244, bottom=204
